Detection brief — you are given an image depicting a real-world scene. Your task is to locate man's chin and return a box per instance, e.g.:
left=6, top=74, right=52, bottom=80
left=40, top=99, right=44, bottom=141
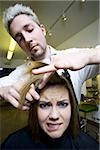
left=31, top=53, right=45, bottom=61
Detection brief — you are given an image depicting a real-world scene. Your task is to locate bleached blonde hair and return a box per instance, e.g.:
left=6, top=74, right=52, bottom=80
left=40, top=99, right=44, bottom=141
left=3, top=3, right=40, bottom=33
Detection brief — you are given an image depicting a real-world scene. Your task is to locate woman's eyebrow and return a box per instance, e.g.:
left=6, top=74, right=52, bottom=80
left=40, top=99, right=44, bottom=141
left=40, top=94, right=49, bottom=101
left=38, top=101, right=51, bottom=106
left=58, top=99, right=69, bottom=102
left=39, top=100, right=50, bottom=103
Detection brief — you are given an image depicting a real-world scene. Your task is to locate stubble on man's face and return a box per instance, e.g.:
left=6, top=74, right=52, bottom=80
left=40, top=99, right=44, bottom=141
left=10, top=14, right=47, bottom=61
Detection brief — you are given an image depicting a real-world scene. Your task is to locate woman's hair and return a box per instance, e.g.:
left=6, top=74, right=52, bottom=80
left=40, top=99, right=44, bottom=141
left=3, top=3, right=40, bottom=34
left=28, top=71, right=79, bottom=141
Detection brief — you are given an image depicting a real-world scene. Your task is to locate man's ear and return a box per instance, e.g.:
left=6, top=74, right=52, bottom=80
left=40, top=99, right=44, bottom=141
left=40, top=24, right=46, bottom=36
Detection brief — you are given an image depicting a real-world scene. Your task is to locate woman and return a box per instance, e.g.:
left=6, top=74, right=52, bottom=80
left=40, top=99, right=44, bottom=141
left=1, top=71, right=98, bottom=149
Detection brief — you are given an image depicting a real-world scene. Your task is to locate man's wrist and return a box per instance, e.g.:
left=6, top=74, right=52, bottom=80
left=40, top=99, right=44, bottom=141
left=0, top=88, right=3, bottom=100
left=89, top=48, right=100, bottom=64
left=0, top=87, right=5, bottom=100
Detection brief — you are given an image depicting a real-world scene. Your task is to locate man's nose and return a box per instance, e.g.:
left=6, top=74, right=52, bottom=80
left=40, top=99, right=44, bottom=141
left=49, top=107, right=59, bottom=121
left=23, top=32, right=32, bottom=43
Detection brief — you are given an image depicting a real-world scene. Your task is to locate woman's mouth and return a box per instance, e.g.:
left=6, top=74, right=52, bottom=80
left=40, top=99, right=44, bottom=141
left=46, top=123, right=62, bottom=132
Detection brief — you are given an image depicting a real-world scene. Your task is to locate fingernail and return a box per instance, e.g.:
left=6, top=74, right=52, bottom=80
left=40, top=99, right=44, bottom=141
left=38, top=84, right=43, bottom=89
left=32, top=69, right=37, bottom=74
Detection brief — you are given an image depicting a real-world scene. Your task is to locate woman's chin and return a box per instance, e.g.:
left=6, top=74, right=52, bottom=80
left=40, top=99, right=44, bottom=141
left=46, top=131, right=63, bottom=139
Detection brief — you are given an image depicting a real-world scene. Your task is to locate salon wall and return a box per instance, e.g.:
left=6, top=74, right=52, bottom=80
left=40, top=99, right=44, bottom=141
left=57, top=18, right=99, bottom=49
left=57, top=18, right=100, bottom=97
left=1, top=57, right=25, bottom=68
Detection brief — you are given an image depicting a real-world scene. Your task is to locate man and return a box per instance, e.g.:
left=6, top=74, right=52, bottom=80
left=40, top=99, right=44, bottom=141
left=0, top=4, right=100, bottom=110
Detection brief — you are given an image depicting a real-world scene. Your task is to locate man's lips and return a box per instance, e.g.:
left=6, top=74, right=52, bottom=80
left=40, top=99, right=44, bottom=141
left=30, top=44, right=38, bottom=52
left=46, top=123, right=63, bottom=132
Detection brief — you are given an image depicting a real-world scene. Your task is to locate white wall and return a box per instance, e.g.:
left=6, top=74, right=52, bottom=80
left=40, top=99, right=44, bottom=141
left=57, top=18, right=99, bottom=49
left=0, top=57, right=25, bottom=68
left=57, top=18, right=100, bottom=96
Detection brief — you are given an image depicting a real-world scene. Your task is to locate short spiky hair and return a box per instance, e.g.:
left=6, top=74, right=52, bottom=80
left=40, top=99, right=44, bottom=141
left=3, top=3, right=40, bottom=33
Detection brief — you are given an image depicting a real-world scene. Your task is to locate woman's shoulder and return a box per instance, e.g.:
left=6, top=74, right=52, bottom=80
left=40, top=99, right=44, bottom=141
left=3, top=127, right=28, bottom=140
left=1, top=127, right=34, bottom=149
left=74, top=130, right=99, bottom=150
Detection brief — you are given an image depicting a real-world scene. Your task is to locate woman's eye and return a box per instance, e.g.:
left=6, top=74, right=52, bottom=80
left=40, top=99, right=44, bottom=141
left=39, top=102, right=51, bottom=109
left=57, top=101, right=68, bottom=108
left=39, top=103, right=47, bottom=109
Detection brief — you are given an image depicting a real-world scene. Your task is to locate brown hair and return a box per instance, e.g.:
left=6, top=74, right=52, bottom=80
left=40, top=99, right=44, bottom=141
left=28, top=71, right=79, bottom=141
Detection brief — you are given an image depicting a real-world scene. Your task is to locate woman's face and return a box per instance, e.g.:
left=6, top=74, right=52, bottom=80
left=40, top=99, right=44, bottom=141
left=37, top=84, right=71, bottom=139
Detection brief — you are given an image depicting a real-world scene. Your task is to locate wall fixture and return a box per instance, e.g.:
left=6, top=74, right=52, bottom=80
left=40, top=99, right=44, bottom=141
left=7, top=51, right=14, bottom=60
left=48, top=30, right=52, bottom=37
left=47, top=1, right=75, bottom=37
left=7, top=37, right=16, bottom=60
left=62, top=14, right=67, bottom=22
left=0, top=68, right=3, bottom=70
left=81, top=0, right=86, bottom=2
left=24, top=56, right=30, bottom=62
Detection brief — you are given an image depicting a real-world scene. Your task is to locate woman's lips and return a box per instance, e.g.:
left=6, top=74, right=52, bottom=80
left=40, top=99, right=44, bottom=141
left=46, top=123, right=62, bottom=132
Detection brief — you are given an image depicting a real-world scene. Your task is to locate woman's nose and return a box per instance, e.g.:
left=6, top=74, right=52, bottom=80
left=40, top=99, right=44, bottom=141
left=49, top=107, right=59, bottom=121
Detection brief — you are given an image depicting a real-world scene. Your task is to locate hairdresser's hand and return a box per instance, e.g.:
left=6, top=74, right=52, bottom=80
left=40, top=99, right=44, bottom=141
left=37, top=72, right=53, bottom=89
left=32, top=55, right=85, bottom=74
left=0, top=86, right=26, bottom=109
left=32, top=52, right=88, bottom=75
left=0, top=77, right=40, bottom=110
left=0, top=72, right=54, bottom=110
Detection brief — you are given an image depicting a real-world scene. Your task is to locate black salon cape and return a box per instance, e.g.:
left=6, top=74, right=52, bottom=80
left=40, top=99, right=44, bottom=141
left=1, top=127, right=98, bottom=150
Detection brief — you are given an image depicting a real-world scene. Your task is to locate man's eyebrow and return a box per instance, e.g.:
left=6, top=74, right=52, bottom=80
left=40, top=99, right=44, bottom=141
left=23, top=24, right=30, bottom=29
left=15, top=24, right=31, bottom=39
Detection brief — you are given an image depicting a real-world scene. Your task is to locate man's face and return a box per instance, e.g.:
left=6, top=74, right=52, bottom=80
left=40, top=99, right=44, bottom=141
left=10, top=14, right=47, bottom=60
left=37, top=84, right=71, bottom=139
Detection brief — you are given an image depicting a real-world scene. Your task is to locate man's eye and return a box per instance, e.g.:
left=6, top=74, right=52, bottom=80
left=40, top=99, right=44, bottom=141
left=57, top=101, right=69, bottom=108
left=39, top=102, right=51, bottom=109
left=27, top=28, right=34, bottom=33
left=16, top=36, right=23, bottom=43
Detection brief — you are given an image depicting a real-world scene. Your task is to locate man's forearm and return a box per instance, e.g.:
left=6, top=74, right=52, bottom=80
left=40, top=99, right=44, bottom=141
left=32, top=46, right=100, bottom=74
left=0, top=87, right=4, bottom=100
left=66, top=45, right=100, bottom=65
left=89, top=46, right=100, bottom=64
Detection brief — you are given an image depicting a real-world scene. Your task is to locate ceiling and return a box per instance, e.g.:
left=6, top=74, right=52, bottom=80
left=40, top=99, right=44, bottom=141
left=0, top=0, right=99, bottom=68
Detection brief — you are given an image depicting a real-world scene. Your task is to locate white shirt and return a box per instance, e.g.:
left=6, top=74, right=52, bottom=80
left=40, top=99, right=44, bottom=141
left=0, top=46, right=99, bottom=103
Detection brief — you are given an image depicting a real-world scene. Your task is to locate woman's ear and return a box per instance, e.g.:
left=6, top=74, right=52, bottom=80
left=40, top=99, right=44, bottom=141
left=40, top=24, right=46, bottom=36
